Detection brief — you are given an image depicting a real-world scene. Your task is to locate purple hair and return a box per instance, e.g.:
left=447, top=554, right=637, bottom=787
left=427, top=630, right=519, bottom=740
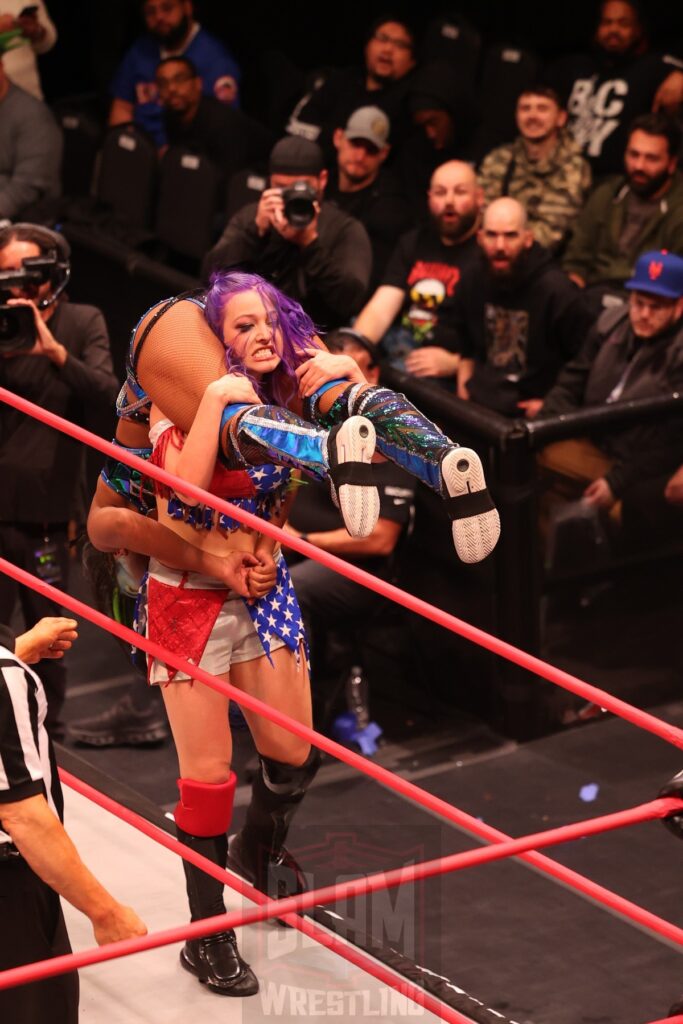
left=204, top=270, right=323, bottom=407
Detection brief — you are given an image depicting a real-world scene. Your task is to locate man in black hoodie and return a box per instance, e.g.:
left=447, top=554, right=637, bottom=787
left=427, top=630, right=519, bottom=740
left=455, top=198, right=594, bottom=417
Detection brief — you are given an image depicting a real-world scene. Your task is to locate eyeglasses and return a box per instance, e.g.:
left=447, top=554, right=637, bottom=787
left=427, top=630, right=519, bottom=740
left=373, top=31, right=412, bottom=51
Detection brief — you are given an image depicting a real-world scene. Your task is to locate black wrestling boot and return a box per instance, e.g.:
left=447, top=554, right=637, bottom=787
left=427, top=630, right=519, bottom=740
left=227, top=749, right=321, bottom=900
left=176, top=828, right=259, bottom=997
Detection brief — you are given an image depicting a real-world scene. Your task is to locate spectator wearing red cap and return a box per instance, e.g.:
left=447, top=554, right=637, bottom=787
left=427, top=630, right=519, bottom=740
left=203, top=136, right=372, bottom=329
left=536, top=249, right=683, bottom=517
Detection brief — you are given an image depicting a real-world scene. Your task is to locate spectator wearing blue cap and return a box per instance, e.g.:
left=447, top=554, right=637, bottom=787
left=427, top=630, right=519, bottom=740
left=536, top=249, right=683, bottom=517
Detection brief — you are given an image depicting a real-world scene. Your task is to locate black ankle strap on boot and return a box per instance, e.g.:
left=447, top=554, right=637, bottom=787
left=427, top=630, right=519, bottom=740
left=327, top=423, right=376, bottom=487
left=444, top=489, right=496, bottom=520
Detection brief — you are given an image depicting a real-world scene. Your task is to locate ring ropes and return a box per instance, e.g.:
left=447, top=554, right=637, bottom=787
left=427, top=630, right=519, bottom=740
left=1, top=387, right=683, bottom=1024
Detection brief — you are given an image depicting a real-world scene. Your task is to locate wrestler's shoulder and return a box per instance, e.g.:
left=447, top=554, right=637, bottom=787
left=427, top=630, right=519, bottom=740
left=132, top=293, right=212, bottom=348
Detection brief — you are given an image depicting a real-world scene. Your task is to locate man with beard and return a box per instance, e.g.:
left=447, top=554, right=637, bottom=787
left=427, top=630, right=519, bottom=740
left=109, top=0, right=241, bottom=147
left=562, top=113, right=683, bottom=308
left=287, top=16, right=416, bottom=162
left=204, top=136, right=372, bottom=331
left=156, top=56, right=273, bottom=175
left=326, top=106, right=412, bottom=290
left=478, top=85, right=592, bottom=253
left=537, top=250, right=683, bottom=523
left=547, top=0, right=683, bottom=177
left=351, top=160, right=482, bottom=385
left=454, top=198, right=593, bottom=417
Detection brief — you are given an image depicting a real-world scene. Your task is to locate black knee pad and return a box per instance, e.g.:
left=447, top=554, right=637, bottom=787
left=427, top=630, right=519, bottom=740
left=260, top=746, right=322, bottom=798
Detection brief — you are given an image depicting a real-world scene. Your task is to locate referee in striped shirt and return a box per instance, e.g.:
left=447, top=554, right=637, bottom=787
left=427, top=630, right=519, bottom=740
left=0, top=616, right=146, bottom=1023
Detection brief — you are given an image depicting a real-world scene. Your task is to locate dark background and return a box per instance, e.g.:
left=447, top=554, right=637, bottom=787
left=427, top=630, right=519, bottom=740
left=36, top=1, right=683, bottom=107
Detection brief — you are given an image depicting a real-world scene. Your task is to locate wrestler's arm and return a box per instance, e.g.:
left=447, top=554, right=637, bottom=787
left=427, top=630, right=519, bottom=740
left=153, top=374, right=260, bottom=504
left=247, top=482, right=299, bottom=599
left=87, top=480, right=256, bottom=593
left=294, top=349, right=368, bottom=399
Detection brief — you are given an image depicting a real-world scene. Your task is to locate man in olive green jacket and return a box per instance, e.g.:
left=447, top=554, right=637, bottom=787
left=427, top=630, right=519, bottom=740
left=562, top=112, right=683, bottom=296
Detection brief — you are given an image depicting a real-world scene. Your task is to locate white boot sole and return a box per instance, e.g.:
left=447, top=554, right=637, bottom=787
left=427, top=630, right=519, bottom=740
left=441, top=448, right=501, bottom=563
left=330, top=416, right=380, bottom=539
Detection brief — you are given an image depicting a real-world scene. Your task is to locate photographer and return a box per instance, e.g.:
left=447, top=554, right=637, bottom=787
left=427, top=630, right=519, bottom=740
left=203, top=136, right=372, bottom=329
left=0, top=223, right=119, bottom=740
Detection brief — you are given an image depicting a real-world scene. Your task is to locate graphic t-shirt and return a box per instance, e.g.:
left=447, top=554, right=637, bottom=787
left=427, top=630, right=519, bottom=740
left=548, top=51, right=683, bottom=176
left=381, top=228, right=479, bottom=355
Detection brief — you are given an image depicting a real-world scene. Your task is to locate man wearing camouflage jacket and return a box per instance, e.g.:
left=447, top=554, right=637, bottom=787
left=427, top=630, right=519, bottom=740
left=478, top=85, right=591, bottom=253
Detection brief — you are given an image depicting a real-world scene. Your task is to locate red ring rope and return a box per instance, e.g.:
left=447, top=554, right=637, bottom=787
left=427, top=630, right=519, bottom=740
left=2, top=387, right=682, bottom=1020
left=1, top=786, right=679, bottom=991
left=1, top=386, right=682, bottom=750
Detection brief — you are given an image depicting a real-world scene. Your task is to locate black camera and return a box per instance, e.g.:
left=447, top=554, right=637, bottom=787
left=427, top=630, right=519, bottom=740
left=281, top=181, right=318, bottom=228
left=0, top=304, right=36, bottom=354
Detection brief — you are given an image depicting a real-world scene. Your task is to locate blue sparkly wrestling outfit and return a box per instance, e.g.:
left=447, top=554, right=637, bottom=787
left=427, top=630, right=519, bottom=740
left=103, top=291, right=471, bottom=660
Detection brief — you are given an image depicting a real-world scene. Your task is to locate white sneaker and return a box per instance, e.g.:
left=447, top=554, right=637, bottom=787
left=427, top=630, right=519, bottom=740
left=327, top=416, right=380, bottom=538
left=440, top=448, right=501, bottom=563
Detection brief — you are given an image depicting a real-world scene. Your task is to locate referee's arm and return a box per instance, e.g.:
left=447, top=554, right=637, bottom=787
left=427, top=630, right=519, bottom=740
left=0, top=795, right=147, bottom=945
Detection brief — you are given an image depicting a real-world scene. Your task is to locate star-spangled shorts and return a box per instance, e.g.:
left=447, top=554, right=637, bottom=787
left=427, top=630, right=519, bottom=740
left=146, top=559, right=285, bottom=685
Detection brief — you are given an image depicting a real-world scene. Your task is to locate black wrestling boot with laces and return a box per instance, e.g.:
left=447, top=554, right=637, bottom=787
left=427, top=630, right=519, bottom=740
left=177, top=829, right=258, bottom=996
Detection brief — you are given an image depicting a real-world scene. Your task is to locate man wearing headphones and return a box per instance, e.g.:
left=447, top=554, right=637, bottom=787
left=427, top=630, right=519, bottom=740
left=0, top=223, right=119, bottom=739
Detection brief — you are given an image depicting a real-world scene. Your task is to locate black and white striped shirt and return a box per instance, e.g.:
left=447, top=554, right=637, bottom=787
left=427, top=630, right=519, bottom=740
left=0, top=646, right=62, bottom=845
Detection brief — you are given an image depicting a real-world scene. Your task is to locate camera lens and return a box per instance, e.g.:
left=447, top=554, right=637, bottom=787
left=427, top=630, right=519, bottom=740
left=0, top=309, right=17, bottom=340
left=281, top=181, right=317, bottom=228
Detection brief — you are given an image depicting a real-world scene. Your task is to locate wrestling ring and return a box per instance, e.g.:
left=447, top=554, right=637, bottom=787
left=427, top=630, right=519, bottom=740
left=1, top=385, right=683, bottom=1024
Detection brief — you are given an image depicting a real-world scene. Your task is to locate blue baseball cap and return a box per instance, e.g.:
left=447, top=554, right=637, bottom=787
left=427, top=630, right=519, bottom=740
left=625, top=250, right=683, bottom=299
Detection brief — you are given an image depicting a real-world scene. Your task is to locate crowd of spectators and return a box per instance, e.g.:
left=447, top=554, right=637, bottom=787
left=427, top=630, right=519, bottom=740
left=1, top=0, right=683, bottom=752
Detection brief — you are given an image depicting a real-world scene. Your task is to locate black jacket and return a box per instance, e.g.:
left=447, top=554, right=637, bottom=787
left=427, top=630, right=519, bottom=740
left=203, top=202, right=372, bottom=330
left=541, top=305, right=683, bottom=495
left=0, top=302, right=118, bottom=522
left=456, top=243, right=593, bottom=416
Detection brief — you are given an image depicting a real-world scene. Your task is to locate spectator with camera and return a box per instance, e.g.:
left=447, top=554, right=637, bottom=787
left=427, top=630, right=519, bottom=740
left=109, top=0, right=241, bottom=147
left=204, top=136, right=372, bottom=330
left=0, top=46, right=62, bottom=220
left=326, top=106, right=412, bottom=292
left=0, top=223, right=119, bottom=740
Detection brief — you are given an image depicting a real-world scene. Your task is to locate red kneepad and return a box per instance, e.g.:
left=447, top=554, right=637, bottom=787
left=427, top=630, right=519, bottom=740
left=174, top=773, right=236, bottom=836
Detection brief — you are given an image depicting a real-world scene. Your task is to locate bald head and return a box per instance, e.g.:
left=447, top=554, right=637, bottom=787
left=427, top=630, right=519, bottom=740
left=479, top=197, right=533, bottom=275
left=428, top=161, right=482, bottom=244
left=483, top=197, right=528, bottom=232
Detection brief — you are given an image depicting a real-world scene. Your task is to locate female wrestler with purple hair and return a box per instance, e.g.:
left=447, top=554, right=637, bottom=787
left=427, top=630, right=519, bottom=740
left=93, top=269, right=499, bottom=998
